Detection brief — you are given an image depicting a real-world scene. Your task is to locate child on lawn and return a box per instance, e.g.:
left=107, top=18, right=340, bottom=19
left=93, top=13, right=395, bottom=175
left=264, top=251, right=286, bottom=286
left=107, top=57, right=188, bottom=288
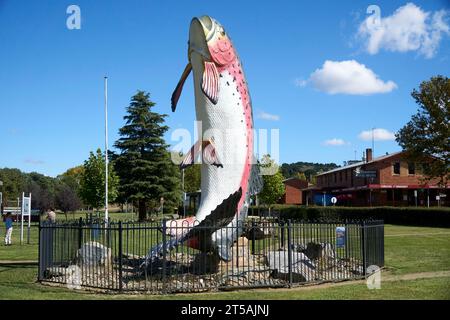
left=4, top=212, right=13, bottom=245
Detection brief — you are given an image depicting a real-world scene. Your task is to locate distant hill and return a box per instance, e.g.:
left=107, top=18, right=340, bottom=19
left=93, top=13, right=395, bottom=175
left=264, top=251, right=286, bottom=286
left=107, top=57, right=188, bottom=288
left=280, top=161, right=339, bottom=180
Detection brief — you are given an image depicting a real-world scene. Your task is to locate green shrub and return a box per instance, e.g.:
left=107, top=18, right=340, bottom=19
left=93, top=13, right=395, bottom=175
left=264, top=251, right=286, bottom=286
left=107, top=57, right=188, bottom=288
left=249, top=206, right=450, bottom=227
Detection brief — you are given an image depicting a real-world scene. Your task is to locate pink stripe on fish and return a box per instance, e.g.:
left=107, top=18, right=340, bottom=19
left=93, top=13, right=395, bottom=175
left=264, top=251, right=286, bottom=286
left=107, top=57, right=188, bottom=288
left=209, top=38, right=254, bottom=214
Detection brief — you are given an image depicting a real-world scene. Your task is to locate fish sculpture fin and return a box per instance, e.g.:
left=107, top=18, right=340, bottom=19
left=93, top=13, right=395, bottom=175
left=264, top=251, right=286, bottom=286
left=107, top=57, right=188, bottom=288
left=171, top=62, right=192, bottom=112
left=184, top=187, right=242, bottom=252
left=203, top=139, right=223, bottom=168
left=201, top=61, right=220, bottom=104
left=180, top=139, right=203, bottom=169
left=249, top=156, right=264, bottom=195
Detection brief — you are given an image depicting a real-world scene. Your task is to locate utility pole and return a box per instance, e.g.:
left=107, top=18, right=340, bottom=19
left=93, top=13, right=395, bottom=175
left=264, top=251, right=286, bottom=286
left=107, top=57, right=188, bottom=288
left=372, top=127, right=375, bottom=157
left=182, top=168, right=186, bottom=217
left=104, top=76, right=109, bottom=224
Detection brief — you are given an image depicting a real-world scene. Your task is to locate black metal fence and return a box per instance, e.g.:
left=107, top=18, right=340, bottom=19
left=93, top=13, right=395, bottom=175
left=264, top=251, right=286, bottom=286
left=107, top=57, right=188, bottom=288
left=38, top=218, right=384, bottom=293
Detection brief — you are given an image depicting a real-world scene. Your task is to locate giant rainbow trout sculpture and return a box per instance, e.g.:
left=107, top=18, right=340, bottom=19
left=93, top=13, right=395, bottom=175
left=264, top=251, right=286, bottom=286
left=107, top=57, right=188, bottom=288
left=143, top=16, right=262, bottom=266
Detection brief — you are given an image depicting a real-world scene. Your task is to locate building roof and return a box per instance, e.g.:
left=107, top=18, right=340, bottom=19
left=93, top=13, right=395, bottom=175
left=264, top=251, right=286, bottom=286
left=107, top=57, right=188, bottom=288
left=316, top=151, right=403, bottom=177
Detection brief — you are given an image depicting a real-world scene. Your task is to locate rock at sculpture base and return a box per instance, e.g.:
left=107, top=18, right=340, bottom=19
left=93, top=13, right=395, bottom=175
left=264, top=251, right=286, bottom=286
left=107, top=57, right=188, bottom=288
left=293, top=242, right=336, bottom=261
left=78, top=241, right=112, bottom=266
left=267, top=250, right=316, bottom=282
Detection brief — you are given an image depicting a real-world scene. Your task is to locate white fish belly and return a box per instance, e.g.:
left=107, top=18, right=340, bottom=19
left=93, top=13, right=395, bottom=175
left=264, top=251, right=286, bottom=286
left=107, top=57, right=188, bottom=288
left=191, top=57, right=248, bottom=223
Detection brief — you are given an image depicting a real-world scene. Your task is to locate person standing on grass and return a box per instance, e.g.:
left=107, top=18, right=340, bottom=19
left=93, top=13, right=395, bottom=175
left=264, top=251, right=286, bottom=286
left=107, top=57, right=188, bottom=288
left=4, top=212, right=13, bottom=245
left=46, top=208, right=56, bottom=223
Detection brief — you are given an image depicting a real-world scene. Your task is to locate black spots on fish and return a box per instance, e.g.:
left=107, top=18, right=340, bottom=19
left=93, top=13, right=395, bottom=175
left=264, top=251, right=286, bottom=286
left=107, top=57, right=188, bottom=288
left=226, top=81, right=230, bottom=86
left=219, top=74, right=223, bottom=78
left=233, top=76, right=236, bottom=82
left=232, top=93, right=235, bottom=96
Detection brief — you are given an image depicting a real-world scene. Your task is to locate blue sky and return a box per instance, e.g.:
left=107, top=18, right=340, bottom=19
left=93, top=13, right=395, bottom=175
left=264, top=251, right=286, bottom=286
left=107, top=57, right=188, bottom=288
left=0, top=0, right=449, bottom=177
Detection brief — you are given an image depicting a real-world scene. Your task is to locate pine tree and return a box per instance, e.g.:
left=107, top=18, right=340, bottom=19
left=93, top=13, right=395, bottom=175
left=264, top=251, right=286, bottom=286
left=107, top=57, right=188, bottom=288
left=114, top=91, right=180, bottom=221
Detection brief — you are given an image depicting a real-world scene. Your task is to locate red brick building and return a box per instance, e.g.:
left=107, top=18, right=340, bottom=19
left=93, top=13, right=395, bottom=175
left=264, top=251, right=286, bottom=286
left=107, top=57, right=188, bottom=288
left=304, top=149, right=449, bottom=207
left=281, top=178, right=308, bottom=205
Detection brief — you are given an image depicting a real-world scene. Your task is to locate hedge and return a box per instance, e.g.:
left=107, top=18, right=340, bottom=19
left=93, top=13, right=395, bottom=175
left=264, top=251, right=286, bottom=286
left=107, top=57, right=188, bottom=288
left=248, top=205, right=450, bottom=228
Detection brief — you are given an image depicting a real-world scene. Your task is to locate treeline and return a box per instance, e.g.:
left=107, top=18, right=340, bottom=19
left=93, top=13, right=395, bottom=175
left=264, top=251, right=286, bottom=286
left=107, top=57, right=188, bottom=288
left=0, top=167, right=81, bottom=214
left=280, top=161, right=339, bottom=181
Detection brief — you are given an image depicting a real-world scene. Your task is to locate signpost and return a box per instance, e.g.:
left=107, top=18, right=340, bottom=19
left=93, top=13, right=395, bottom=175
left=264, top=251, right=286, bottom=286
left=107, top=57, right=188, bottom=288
left=354, top=167, right=377, bottom=178
left=336, top=227, right=346, bottom=249
left=414, top=190, right=418, bottom=207
left=331, top=197, right=337, bottom=206
left=21, top=192, right=32, bottom=245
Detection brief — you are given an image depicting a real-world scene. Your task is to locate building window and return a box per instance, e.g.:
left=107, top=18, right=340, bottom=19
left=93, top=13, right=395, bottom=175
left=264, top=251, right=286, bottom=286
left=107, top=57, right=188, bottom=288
left=393, top=162, right=400, bottom=175
left=408, top=162, right=415, bottom=175
left=334, top=173, right=337, bottom=183
left=339, top=171, right=342, bottom=182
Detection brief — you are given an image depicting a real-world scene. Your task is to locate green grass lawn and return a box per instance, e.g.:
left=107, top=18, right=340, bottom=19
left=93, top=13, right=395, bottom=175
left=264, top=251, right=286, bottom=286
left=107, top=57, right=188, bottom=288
left=0, top=223, right=449, bottom=299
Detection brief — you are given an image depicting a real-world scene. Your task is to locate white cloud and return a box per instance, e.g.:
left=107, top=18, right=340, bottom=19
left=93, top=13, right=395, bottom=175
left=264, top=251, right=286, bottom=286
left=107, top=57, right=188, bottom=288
left=307, top=60, right=397, bottom=95
left=257, top=111, right=280, bottom=121
left=358, top=128, right=396, bottom=141
left=323, top=138, right=349, bottom=146
left=358, top=3, right=450, bottom=58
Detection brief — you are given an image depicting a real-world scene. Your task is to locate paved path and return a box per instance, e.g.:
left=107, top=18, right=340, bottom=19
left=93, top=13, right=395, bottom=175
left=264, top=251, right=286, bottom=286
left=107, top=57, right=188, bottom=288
left=0, top=260, right=38, bottom=265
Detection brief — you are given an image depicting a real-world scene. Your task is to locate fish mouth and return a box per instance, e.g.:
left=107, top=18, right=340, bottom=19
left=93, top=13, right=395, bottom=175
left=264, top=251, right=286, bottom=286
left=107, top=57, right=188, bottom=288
left=188, top=16, right=216, bottom=61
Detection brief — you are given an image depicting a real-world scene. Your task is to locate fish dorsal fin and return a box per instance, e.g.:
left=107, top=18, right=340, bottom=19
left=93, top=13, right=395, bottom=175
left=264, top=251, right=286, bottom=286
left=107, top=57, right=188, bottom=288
left=201, top=61, right=219, bottom=104
left=171, top=62, right=192, bottom=112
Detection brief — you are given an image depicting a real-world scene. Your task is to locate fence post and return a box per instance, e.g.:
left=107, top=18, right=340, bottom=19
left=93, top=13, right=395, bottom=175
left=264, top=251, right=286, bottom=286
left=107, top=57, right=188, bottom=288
left=118, top=221, right=123, bottom=292
left=287, top=219, right=292, bottom=287
left=38, top=219, right=42, bottom=281
left=361, top=221, right=367, bottom=276
left=280, top=220, right=285, bottom=250
left=78, top=217, right=83, bottom=249
left=161, top=218, right=167, bottom=293
left=251, top=220, right=256, bottom=255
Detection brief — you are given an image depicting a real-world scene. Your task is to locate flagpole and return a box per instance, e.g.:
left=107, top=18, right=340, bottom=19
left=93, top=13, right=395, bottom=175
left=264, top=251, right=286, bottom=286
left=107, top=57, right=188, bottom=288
left=104, top=76, right=109, bottom=223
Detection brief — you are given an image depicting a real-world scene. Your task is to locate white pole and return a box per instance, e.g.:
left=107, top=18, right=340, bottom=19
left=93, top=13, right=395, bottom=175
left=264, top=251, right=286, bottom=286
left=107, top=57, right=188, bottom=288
left=27, top=193, right=31, bottom=244
left=104, top=76, right=109, bottom=223
left=20, top=192, right=24, bottom=245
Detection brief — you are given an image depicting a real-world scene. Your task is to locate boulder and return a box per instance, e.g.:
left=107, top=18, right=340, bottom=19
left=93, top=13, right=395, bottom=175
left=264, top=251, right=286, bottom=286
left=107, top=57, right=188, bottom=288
left=78, top=241, right=112, bottom=266
left=303, top=242, right=336, bottom=260
left=267, top=250, right=316, bottom=282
